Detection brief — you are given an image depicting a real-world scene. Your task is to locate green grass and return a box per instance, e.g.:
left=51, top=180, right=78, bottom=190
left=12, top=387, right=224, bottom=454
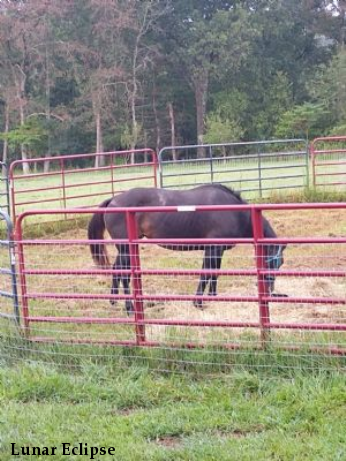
left=0, top=359, right=345, bottom=460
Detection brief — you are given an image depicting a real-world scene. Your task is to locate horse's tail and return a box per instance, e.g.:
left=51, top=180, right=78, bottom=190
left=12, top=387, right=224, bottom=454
left=88, top=198, right=113, bottom=268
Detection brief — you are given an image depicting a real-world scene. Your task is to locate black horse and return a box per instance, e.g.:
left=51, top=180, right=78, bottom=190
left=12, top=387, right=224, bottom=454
left=88, top=184, right=285, bottom=314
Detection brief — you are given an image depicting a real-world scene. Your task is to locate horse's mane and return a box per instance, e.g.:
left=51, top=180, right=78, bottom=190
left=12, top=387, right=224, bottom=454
left=197, top=183, right=245, bottom=203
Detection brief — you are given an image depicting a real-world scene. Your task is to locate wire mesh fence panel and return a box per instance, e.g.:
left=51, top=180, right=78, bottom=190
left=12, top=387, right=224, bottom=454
left=0, top=211, right=19, bottom=346
left=0, top=204, right=345, bottom=374
left=159, top=140, right=309, bottom=200
left=8, top=149, right=158, bottom=223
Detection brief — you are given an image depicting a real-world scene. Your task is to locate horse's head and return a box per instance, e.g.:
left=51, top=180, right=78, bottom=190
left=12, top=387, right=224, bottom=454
left=263, top=243, right=286, bottom=294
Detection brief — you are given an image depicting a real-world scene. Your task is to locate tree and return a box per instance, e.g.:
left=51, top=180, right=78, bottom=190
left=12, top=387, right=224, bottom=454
left=0, top=117, right=48, bottom=166
left=204, top=89, right=246, bottom=147
left=162, top=2, right=254, bottom=156
left=275, top=102, right=329, bottom=139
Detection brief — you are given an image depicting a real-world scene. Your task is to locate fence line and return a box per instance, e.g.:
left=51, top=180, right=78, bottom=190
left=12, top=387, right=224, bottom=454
left=2, top=136, right=346, bottom=224
left=0, top=209, right=20, bottom=324
left=158, top=139, right=309, bottom=198
left=12, top=204, right=346, bottom=355
left=310, top=136, right=346, bottom=188
left=8, top=149, right=158, bottom=222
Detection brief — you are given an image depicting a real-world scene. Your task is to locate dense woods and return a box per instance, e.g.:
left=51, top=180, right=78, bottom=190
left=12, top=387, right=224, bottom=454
left=0, top=0, right=346, bottom=167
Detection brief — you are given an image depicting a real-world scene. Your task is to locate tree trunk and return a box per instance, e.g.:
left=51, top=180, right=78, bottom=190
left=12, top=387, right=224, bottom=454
left=19, top=104, right=30, bottom=175
left=338, top=0, right=346, bottom=49
left=44, top=43, right=51, bottom=174
left=167, top=102, right=177, bottom=161
left=92, top=88, right=105, bottom=168
left=152, top=84, right=161, bottom=154
left=1, top=102, right=9, bottom=177
left=2, top=103, right=10, bottom=172
left=14, top=70, right=30, bottom=174
left=95, top=109, right=105, bottom=168
left=129, top=88, right=138, bottom=165
left=193, top=71, right=209, bottom=158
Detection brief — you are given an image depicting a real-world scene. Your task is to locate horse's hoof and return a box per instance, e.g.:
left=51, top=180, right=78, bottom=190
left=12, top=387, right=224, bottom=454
left=271, top=293, right=288, bottom=298
left=146, top=301, right=156, bottom=308
left=193, top=300, right=204, bottom=310
left=125, top=303, right=135, bottom=316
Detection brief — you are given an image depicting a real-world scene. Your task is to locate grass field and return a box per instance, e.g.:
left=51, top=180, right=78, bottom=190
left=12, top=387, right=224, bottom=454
left=0, top=358, right=345, bottom=460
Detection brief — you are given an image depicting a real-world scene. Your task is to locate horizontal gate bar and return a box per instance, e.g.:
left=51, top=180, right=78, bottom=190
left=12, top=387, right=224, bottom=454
left=26, top=316, right=346, bottom=331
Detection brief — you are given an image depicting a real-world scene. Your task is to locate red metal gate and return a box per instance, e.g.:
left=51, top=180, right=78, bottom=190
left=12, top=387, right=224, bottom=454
left=9, top=149, right=158, bottom=222
left=14, top=203, right=346, bottom=355
left=310, top=136, right=346, bottom=189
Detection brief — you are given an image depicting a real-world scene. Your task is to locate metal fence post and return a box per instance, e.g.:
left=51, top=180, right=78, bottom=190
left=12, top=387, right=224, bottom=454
left=15, top=214, right=30, bottom=336
left=0, top=210, right=20, bottom=325
left=209, top=146, right=214, bottom=183
left=251, top=206, right=271, bottom=346
left=126, top=210, right=146, bottom=344
left=304, top=139, right=310, bottom=189
left=257, top=144, right=263, bottom=198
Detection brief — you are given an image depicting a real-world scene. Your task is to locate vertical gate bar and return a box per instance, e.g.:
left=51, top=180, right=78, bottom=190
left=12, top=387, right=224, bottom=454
left=15, top=215, right=30, bottom=335
left=209, top=146, right=214, bottom=183
left=60, top=158, right=67, bottom=209
left=152, top=149, right=158, bottom=188
left=304, top=139, right=309, bottom=189
left=257, top=144, right=263, bottom=198
left=0, top=210, right=20, bottom=324
left=126, top=210, right=146, bottom=344
left=110, top=152, right=115, bottom=196
left=6, top=216, right=20, bottom=325
left=9, top=164, right=17, bottom=224
left=9, top=240, right=20, bottom=325
left=310, top=141, right=317, bottom=188
left=158, top=147, right=165, bottom=189
left=251, top=207, right=271, bottom=346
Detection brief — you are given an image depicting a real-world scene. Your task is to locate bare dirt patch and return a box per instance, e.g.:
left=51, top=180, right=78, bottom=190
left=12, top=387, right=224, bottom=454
left=154, top=435, right=182, bottom=448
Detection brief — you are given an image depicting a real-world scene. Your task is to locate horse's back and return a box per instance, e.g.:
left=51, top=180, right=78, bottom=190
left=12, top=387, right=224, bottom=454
left=109, top=185, right=242, bottom=207
left=104, top=185, right=253, bottom=240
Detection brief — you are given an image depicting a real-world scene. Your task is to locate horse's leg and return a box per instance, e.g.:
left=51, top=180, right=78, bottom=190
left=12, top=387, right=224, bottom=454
left=208, top=246, right=224, bottom=297
left=110, top=245, right=133, bottom=315
left=118, top=244, right=134, bottom=316
left=194, top=246, right=215, bottom=309
left=110, top=254, right=121, bottom=305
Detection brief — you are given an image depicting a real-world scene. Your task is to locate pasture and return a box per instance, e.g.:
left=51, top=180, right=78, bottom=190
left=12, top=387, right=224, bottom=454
left=0, top=360, right=346, bottom=461
left=1, top=161, right=346, bottom=460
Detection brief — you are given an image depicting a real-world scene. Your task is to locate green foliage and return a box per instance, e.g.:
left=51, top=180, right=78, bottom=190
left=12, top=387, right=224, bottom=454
left=204, top=114, right=244, bottom=144
left=329, top=123, right=346, bottom=136
left=309, top=48, right=346, bottom=130
left=0, top=118, right=49, bottom=158
left=0, top=0, right=344, bottom=159
left=275, top=102, right=329, bottom=139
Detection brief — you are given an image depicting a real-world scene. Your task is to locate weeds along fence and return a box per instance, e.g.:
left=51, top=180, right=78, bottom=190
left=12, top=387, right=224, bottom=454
left=1, top=203, right=345, bottom=372
left=311, top=136, right=346, bottom=189
left=8, top=149, right=158, bottom=222
left=158, top=139, right=310, bottom=199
